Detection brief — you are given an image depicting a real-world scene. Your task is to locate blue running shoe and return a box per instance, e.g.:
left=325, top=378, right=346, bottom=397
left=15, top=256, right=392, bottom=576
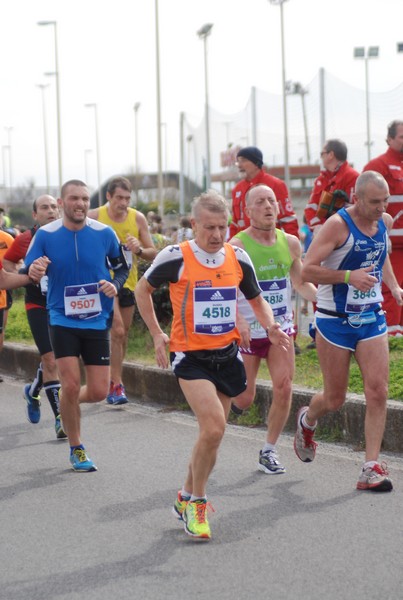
left=24, top=383, right=41, bottom=424
left=70, top=448, right=97, bottom=472
left=107, top=383, right=128, bottom=405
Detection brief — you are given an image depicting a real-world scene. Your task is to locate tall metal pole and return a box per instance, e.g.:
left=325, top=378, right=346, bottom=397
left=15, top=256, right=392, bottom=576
left=53, top=23, right=63, bottom=188
left=269, top=1, right=290, bottom=186
left=251, top=86, right=257, bottom=147
left=38, top=21, right=63, bottom=188
left=353, top=46, right=378, bottom=163
left=133, top=102, right=141, bottom=203
left=186, top=134, right=194, bottom=202
left=292, top=83, right=311, bottom=164
left=300, top=91, right=311, bottom=164
left=84, top=149, right=92, bottom=186
left=2, top=145, right=9, bottom=210
left=179, top=112, right=185, bottom=214
left=319, top=67, right=326, bottom=148
left=203, top=34, right=211, bottom=189
left=286, top=81, right=311, bottom=164
left=37, top=84, right=50, bottom=193
left=279, top=1, right=290, bottom=188
left=364, top=56, right=371, bottom=162
left=94, top=105, right=101, bottom=202
left=85, top=103, right=102, bottom=205
left=161, top=122, right=168, bottom=191
left=4, top=127, right=13, bottom=205
left=197, top=24, right=213, bottom=190
left=1, top=147, right=6, bottom=187
left=155, top=0, right=164, bottom=217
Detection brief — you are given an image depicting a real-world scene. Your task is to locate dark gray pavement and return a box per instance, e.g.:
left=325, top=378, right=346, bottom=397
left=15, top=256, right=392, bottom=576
left=1, top=375, right=403, bottom=600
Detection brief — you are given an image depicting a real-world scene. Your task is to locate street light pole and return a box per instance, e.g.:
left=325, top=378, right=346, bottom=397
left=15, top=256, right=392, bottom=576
left=353, top=46, right=379, bottom=162
left=1, top=146, right=6, bottom=187
left=2, top=145, right=10, bottom=209
left=36, top=84, right=50, bottom=193
left=186, top=134, right=193, bottom=202
left=4, top=127, right=13, bottom=205
left=85, top=103, right=102, bottom=205
left=269, top=0, right=290, bottom=189
left=84, top=149, right=92, bottom=186
left=37, top=21, right=63, bottom=188
left=179, top=112, right=185, bottom=215
left=155, top=0, right=164, bottom=217
left=197, top=23, right=213, bottom=190
left=286, top=81, right=311, bottom=163
left=133, top=102, right=141, bottom=202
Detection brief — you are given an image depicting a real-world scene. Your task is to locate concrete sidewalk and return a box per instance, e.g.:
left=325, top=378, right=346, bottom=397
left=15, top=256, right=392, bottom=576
left=2, top=341, right=403, bottom=454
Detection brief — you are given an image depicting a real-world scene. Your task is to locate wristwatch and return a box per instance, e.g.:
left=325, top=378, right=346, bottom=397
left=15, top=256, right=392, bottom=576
left=135, top=247, right=143, bottom=257
left=266, top=324, right=275, bottom=338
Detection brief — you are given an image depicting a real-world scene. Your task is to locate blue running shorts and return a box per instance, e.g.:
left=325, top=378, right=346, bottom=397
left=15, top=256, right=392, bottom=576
left=315, top=310, right=387, bottom=351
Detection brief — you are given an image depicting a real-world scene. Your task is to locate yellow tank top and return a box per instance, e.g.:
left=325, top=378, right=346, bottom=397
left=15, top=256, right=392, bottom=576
left=98, top=205, right=139, bottom=290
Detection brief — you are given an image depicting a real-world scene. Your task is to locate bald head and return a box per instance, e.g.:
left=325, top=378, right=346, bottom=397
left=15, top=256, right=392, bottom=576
left=245, top=184, right=277, bottom=207
left=244, top=184, right=279, bottom=231
left=355, top=171, right=389, bottom=200
left=33, top=194, right=59, bottom=226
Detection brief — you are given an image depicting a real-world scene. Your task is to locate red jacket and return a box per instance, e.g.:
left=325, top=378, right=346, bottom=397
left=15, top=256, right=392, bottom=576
left=3, top=227, right=34, bottom=263
left=364, top=147, right=403, bottom=248
left=304, top=161, right=359, bottom=230
left=229, top=170, right=299, bottom=239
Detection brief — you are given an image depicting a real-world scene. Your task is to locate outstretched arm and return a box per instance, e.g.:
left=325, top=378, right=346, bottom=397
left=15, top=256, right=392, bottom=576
left=383, top=255, right=403, bottom=306
left=135, top=276, right=170, bottom=368
left=287, top=235, right=317, bottom=302
left=0, top=266, right=30, bottom=290
left=247, top=294, right=290, bottom=351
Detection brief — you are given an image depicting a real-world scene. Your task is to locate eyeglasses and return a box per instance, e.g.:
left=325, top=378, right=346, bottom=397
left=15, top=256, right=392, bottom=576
left=320, top=150, right=330, bottom=157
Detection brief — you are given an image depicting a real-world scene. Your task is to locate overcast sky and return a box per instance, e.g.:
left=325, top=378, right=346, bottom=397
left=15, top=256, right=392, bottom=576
left=1, top=0, right=403, bottom=190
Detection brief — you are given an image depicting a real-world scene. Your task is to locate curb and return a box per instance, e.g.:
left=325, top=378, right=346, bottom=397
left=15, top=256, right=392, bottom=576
left=3, top=341, right=403, bottom=454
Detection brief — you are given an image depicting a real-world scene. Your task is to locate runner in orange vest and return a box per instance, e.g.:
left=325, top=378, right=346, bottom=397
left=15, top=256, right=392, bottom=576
left=135, top=189, right=290, bottom=541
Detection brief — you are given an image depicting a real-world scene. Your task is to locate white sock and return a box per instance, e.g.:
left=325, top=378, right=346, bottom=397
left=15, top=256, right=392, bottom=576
left=301, top=412, right=317, bottom=430
left=262, top=442, right=276, bottom=454
left=181, top=488, right=191, bottom=499
left=363, top=461, right=377, bottom=470
left=190, top=495, right=207, bottom=502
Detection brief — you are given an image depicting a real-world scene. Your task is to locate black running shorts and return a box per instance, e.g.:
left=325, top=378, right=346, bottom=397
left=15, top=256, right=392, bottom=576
left=118, top=287, right=135, bottom=308
left=170, top=343, right=246, bottom=398
left=49, top=325, right=110, bottom=365
left=27, top=307, right=53, bottom=356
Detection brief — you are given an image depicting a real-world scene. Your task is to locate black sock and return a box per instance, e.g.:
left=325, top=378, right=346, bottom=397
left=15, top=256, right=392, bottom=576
left=43, top=381, right=61, bottom=417
left=30, top=363, right=43, bottom=398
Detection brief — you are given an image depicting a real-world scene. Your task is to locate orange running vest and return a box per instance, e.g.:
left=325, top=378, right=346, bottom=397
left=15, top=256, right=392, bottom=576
left=169, top=241, right=243, bottom=352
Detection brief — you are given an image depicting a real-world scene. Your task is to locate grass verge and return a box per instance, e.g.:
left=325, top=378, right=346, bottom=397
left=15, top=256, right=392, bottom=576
left=5, top=295, right=403, bottom=401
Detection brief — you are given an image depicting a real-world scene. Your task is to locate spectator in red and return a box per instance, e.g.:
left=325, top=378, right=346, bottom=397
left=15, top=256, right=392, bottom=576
left=304, top=139, right=359, bottom=233
left=363, top=120, right=403, bottom=336
left=229, top=146, right=299, bottom=240
left=302, top=140, right=359, bottom=350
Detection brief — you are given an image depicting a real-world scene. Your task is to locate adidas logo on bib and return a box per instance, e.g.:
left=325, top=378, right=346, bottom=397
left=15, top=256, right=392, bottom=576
left=210, top=290, right=224, bottom=301
left=77, top=287, right=88, bottom=295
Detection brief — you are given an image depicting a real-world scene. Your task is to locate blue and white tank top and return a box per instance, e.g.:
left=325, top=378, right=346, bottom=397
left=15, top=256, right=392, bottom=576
left=317, top=208, right=388, bottom=315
